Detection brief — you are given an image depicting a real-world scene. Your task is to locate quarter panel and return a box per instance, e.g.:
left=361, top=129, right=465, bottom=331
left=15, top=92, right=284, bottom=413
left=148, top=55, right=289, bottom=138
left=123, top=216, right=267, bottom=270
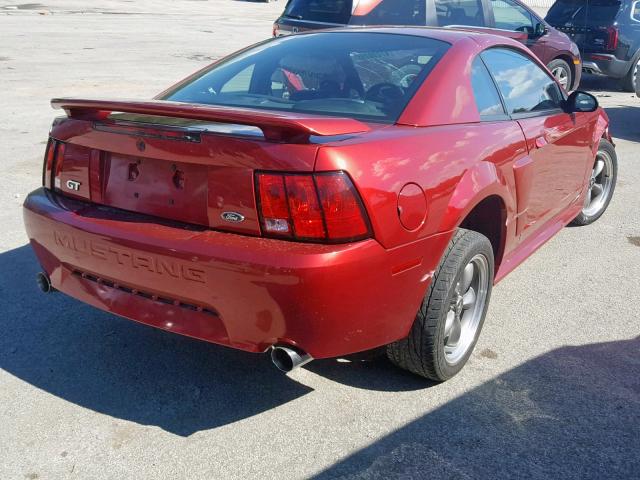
left=315, top=122, right=526, bottom=252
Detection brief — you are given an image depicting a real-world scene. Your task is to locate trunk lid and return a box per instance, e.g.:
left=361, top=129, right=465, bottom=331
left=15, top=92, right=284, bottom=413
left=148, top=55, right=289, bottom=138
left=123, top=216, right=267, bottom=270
left=49, top=98, right=370, bottom=235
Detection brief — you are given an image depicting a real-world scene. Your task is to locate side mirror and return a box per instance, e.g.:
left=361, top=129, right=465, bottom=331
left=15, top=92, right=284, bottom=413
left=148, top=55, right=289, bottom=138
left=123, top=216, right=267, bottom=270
left=534, top=22, right=547, bottom=37
left=564, top=91, right=599, bottom=113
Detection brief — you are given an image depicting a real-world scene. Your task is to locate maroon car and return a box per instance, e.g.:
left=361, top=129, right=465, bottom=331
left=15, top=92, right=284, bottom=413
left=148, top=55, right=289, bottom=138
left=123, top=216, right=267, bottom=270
left=274, top=0, right=582, bottom=90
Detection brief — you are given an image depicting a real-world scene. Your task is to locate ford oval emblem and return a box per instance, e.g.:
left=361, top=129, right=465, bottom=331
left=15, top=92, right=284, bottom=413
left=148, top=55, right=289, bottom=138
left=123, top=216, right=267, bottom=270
left=221, top=211, right=245, bottom=223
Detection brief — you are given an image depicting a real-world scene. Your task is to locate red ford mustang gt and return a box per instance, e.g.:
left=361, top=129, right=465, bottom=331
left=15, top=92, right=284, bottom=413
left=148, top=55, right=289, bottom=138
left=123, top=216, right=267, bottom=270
left=23, top=28, right=617, bottom=381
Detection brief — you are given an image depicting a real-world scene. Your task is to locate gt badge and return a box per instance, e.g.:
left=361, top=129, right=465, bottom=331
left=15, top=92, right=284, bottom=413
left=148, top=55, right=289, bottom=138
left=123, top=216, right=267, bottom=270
left=66, top=180, right=81, bottom=191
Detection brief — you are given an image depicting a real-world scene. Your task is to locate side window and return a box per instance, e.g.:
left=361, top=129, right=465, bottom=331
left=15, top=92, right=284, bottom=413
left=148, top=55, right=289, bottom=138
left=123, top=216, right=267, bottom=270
left=481, top=48, right=564, bottom=115
left=435, top=0, right=486, bottom=27
left=220, top=65, right=255, bottom=94
left=490, top=0, right=534, bottom=32
left=471, top=57, right=505, bottom=119
left=632, top=0, right=640, bottom=22
left=350, top=0, right=426, bottom=25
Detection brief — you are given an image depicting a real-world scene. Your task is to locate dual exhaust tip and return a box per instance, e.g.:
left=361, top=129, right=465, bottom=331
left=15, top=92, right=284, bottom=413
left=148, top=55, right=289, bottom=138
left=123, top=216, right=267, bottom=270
left=271, top=345, right=312, bottom=372
left=36, top=271, right=310, bottom=372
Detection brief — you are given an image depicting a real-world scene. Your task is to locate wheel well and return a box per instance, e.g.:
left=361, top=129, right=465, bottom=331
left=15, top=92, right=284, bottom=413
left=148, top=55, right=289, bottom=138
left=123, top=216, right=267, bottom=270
left=459, top=195, right=506, bottom=269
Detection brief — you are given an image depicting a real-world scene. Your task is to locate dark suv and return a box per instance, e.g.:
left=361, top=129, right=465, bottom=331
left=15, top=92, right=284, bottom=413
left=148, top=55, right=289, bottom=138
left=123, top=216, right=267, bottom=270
left=273, top=0, right=582, bottom=90
left=546, top=0, right=640, bottom=91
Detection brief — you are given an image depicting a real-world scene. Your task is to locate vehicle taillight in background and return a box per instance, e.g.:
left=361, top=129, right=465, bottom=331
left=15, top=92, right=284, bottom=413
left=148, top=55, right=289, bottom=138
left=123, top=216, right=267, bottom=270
left=256, top=171, right=372, bottom=243
left=605, top=26, right=619, bottom=51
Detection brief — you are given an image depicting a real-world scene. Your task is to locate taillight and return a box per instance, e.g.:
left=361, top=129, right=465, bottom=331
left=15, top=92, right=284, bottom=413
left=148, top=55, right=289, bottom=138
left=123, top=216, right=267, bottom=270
left=257, top=174, right=291, bottom=236
left=52, top=141, right=66, bottom=190
left=315, top=173, right=369, bottom=240
left=256, top=171, right=372, bottom=243
left=42, top=138, right=56, bottom=188
left=272, top=22, right=278, bottom=37
left=42, top=138, right=65, bottom=189
left=605, top=26, right=619, bottom=51
left=284, top=175, right=326, bottom=239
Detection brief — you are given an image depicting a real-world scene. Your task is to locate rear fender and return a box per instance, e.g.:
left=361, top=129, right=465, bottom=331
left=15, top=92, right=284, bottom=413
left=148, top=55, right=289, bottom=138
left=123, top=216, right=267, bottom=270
left=438, top=161, right=515, bottom=238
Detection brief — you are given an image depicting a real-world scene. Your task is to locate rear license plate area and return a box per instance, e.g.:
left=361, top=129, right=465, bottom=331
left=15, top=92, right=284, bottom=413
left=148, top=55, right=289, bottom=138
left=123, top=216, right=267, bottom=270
left=103, top=153, right=209, bottom=226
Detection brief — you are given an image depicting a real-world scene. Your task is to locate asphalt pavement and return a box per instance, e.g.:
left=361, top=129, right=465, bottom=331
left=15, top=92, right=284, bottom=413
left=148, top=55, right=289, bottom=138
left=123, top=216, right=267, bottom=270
left=0, top=1, right=638, bottom=479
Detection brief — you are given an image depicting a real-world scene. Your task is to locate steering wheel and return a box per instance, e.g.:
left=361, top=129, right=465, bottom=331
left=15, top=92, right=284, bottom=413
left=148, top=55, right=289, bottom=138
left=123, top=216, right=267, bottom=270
left=365, top=82, right=404, bottom=104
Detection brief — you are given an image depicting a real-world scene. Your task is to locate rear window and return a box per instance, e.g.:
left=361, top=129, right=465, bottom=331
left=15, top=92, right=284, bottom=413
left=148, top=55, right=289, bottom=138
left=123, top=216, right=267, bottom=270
left=283, top=0, right=353, bottom=24
left=163, top=33, right=450, bottom=123
left=546, top=0, right=621, bottom=26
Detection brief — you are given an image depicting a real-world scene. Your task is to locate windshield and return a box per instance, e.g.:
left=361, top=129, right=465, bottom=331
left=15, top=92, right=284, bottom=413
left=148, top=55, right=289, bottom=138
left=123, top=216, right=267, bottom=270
left=283, top=0, right=353, bottom=23
left=163, top=33, right=449, bottom=123
left=546, top=0, right=621, bottom=26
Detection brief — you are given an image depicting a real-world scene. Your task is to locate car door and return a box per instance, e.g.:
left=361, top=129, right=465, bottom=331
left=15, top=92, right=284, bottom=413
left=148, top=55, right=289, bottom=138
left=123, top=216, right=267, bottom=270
left=481, top=47, right=593, bottom=238
left=487, top=0, right=548, bottom=58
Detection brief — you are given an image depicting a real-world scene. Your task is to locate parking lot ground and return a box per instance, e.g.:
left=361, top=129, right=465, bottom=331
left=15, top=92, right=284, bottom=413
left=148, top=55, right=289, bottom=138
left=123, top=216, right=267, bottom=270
left=1, top=1, right=639, bottom=479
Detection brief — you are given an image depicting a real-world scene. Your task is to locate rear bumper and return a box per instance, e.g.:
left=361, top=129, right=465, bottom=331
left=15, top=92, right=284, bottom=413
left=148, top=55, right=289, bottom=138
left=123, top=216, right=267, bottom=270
left=23, top=188, right=450, bottom=358
left=582, top=54, right=631, bottom=79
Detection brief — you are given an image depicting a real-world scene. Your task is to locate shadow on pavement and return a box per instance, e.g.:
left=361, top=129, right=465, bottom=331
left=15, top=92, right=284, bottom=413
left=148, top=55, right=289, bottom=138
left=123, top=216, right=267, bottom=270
left=314, top=336, right=640, bottom=479
left=581, top=73, right=640, bottom=143
left=580, top=73, right=627, bottom=93
left=309, top=350, right=434, bottom=392
left=0, top=245, right=314, bottom=437
left=602, top=105, right=640, bottom=143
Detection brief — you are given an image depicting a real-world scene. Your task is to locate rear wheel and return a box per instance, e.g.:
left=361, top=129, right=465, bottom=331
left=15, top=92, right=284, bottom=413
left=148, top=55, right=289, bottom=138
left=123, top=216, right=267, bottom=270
left=621, top=56, right=640, bottom=92
left=547, top=58, right=572, bottom=90
left=387, top=229, right=494, bottom=381
left=570, top=139, right=617, bottom=226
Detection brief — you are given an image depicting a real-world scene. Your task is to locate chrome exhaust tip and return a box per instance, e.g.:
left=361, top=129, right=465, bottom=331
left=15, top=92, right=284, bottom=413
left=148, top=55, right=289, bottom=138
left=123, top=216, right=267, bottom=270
left=271, top=345, right=313, bottom=372
left=36, top=272, right=54, bottom=293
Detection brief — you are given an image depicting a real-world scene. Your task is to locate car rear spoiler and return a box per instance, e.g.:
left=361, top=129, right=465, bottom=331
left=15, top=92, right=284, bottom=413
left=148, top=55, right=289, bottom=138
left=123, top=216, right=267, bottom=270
left=51, top=98, right=370, bottom=143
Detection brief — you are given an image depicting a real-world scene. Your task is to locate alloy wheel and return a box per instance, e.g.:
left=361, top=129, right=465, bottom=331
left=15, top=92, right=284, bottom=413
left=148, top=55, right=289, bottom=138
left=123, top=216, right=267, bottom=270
left=552, top=65, right=570, bottom=90
left=582, top=150, right=614, bottom=217
left=443, top=254, right=490, bottom=365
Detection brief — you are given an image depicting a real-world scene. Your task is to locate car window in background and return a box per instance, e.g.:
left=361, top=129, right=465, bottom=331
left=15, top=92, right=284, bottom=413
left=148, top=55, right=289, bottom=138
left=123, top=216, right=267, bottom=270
left=545, top=0, right=621, bottom=26
left=470, top=57, right=506, bottom=118
left=631, top=0, right=640, bottom=21
left=435, top=0, right=486, bottom=27
left=163, top=33, right=450, bottom=123
left=350, top=0, right=426, bottom=25
left=490, top=0, right=534, bottom=31
left=282, top=0, right=353, bottom=23
left=481, top=48, right=564, bottom=114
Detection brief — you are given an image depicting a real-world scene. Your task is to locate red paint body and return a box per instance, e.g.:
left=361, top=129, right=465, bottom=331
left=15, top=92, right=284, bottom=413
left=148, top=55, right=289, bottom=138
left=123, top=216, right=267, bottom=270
left=23, top=29, right=608, bottom=359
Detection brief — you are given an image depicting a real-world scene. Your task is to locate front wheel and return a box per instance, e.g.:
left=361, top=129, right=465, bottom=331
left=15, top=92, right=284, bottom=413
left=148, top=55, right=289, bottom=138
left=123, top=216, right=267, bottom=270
left=570, top=139, right=617, bottom=226
left=547, top=58, right=572, bottom=91
left=387, top=229, right=494, bottom=381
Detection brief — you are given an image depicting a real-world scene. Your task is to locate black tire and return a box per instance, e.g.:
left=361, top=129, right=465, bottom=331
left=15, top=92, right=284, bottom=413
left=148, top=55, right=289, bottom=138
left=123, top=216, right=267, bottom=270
left=570, top=139, right=617, bottom=226
left=547, top=58, right=572, bottom=91
left=621, top=57, right=640, bottom=92
left=387, top=228, right=494, bottom=381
